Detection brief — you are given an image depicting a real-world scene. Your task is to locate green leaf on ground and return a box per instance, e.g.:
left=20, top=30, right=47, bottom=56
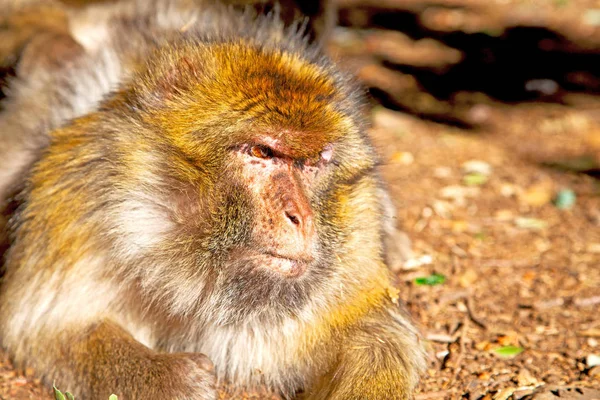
left=463, top=173, right=488, bottom=186
left=53, top=386, right=66, bottom=400
left=494, top=345, right=524, bottom=358
left=415, top=273, right=446, bottom=286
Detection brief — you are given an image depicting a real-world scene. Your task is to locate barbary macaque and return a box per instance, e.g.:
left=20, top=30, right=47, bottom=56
left=0, top=0, right=426, bottom=399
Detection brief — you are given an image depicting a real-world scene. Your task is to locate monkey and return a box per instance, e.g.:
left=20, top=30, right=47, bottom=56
left=0, top=0, right=427, bottom=399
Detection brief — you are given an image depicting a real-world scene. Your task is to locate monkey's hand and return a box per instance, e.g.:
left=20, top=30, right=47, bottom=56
left=47, top=320, right=218, bottom=399
left=149, top=352, right=218, bottom=400
left=306, top=307, right=426, bottom=400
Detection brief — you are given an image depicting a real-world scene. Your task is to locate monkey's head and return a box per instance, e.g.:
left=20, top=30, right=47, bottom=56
left=108, top=36, right=380, bottom=323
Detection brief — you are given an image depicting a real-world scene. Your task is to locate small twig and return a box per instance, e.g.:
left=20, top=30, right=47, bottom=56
left=466, top=296, right=487, bottom=330
left=578, top=328, right=600, bottom=338
left=426, top=332, right=456, bottom=343
left=574, top=296, right=600, bottom=307
left=451, top=318, right=467, bottom=382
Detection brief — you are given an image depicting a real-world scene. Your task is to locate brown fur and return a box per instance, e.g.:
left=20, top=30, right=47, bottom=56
left=0, top=1, right=426, bottom=399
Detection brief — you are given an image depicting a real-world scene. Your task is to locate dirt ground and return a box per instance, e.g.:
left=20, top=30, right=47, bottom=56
left=1, top=0, right=600, bottom=399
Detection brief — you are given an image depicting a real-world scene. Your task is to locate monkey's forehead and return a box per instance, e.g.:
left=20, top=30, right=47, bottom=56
left=133, top=42, right=360, bottom=158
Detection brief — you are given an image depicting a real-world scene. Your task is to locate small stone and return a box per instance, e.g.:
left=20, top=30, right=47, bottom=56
left=522, top=271, right=536, bottom=283
left=520, top=184, right=553, bottom=207
left=494, top=209, right=514, bottom=221
left=497, top=334, right=517, bottom=346
left=451, top=220, right=468, bottom=233
left=372, top=107, right=412, bottom=131
left=534, top=238, right=551, bottom=253
left=433, top=166, right=453, bottom=178
left=587, top=353, right=600, bottom=367
left=432, top=200, right=453, bottom=218
left=584, top=9, right=600, bottom=26
left=402, top=254, right=433, bottom=270
left=513, top=389, right=535, bottom=399
left=467, top=104, right=492, bottom=124
left=517, top=368, right=538, bottom=386
left=499, top=183, right=519, bottom=197
left=478, top=371, right=491, bottom=380
left=475, top=341, right=491, bottom=351
left=515, top=217, right=548, bottom=231
left=13, top=377, right=28, bottom=387
left=493, top=388, right=515, bottom=400
left=525, top=79, right=559, bottom=95
left=390, top=151, right=414, bottom=165
left=586, top=243, right=600, bottom=253
left=439, top=185, right=480, bottom=201
left=534, top=297, right=565, bottom=310
left=435, top=350, right=449, bottom=359
left=462, top=160, right=492, bottom=176
left=459, top=269, right=478, bottom=288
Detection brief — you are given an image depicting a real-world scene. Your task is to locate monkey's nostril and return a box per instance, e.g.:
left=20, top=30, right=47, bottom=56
left=285, top=211, right=300, bottom=226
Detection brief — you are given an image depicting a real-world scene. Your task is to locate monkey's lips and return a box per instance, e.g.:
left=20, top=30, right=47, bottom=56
left=240, top=250, right=308, bottom=277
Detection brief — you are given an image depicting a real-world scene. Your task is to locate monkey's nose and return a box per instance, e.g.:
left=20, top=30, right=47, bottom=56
left=285, top=210, right=301, bottom=227
left=284, top=203, right=314, bottom=235
left=282, top=201, right=315, bottom=260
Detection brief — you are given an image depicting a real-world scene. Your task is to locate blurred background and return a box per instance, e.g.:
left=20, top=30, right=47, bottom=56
left=329, top=2, right=600, bottom=399
left=1, top=0, right=599, bottom=399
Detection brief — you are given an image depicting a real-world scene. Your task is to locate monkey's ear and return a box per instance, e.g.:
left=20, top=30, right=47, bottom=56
left=17, top=31, right=85, bottom=78
left=0, top=4, right=85, bottom=81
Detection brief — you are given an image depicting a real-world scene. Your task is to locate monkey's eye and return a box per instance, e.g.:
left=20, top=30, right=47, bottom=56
left=250, top=145, right=274, bottom=159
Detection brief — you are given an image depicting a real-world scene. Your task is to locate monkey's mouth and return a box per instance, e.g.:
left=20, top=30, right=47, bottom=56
left=262, top=252, right=308, bottom=277
left=236, top=250, right=308, bottom=278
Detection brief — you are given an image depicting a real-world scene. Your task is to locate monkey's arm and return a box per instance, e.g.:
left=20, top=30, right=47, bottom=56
left=1, top=315, right=217, bottom=399
left=1, top=253, right=218, bottom=399
left=308, top=305, right=426, bottom=400
left=0, top=123, right=218, bottom=399
left=46, top=320, right=217, bottom=399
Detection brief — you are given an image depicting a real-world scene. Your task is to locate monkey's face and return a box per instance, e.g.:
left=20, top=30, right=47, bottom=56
left=129, top=42, right=377, bottom=321
left=194, top=136, right=346, bottom=323
left=192, top=122, right=379, bottom=323
left=226, top=140, right=333, bottom=278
